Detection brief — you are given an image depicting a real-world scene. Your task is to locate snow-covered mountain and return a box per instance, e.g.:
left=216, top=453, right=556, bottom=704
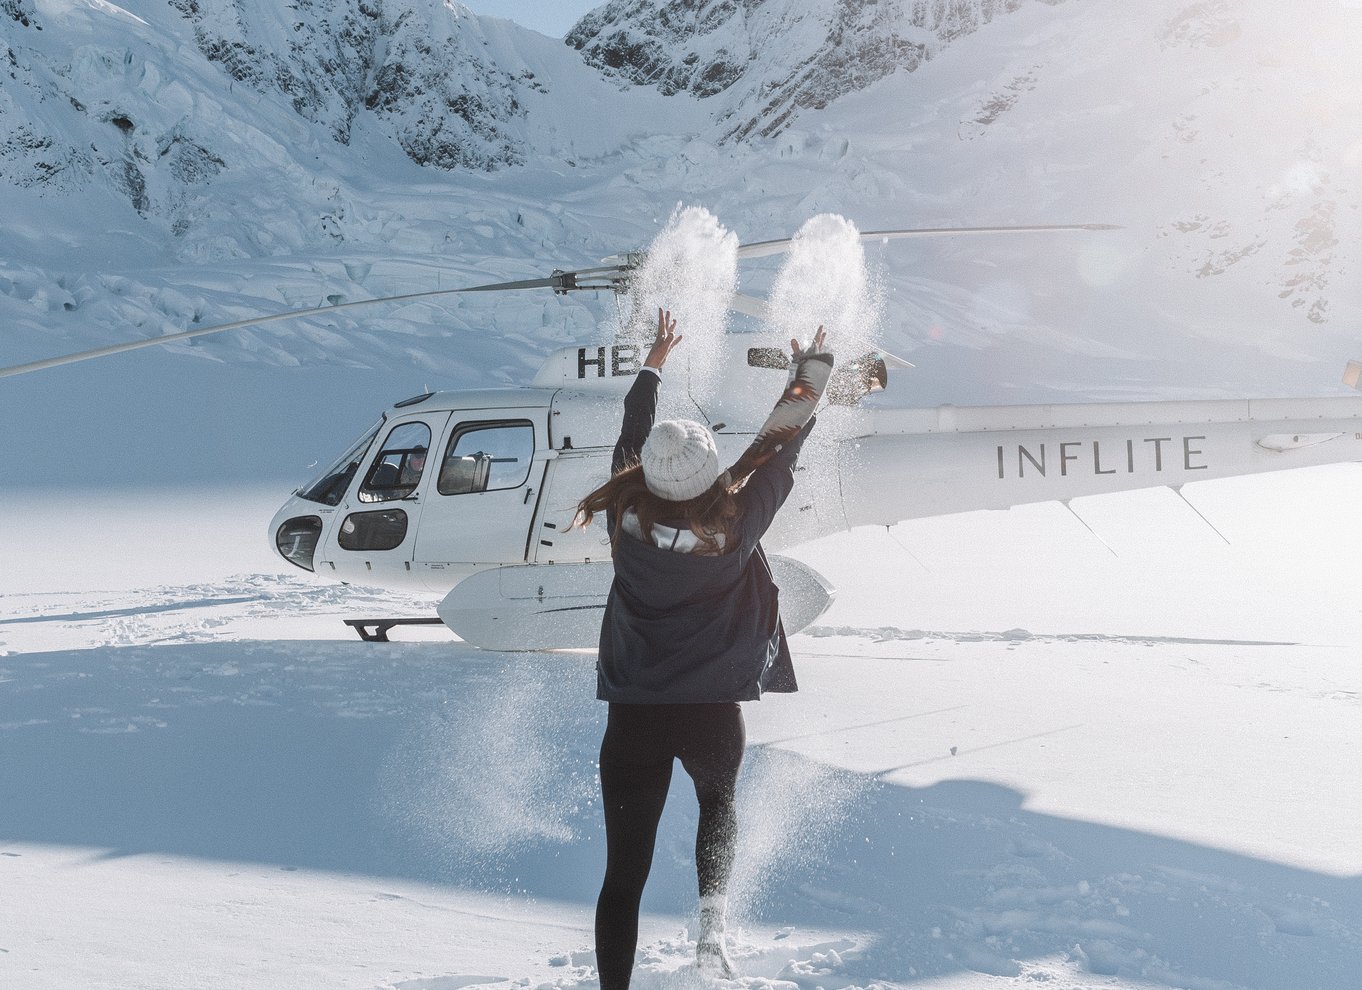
left=566, top=0, right=1070, bottom=141
left=163, top=0, right=536, bottom=169
left=1, top=0, right=1360, bottom=489
left=0, top=0, right=604, bottom=250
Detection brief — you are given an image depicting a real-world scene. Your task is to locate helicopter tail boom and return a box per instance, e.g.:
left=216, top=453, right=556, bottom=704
left=842, top=395, right=1362, bottom=528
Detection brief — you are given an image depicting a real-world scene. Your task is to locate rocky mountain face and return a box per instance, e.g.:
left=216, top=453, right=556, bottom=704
left=1, top=4, right=84, bottom=196
left=0, top=0, right=542, bottom=227
left=166, top=0, right=535, bottom=170
left=565, top=0, right=1067, bottom=140
left=1, top=0, right=1354, bottom=363
left=0, top=0, right=574, bottom=268
left=2, top=0, right=36, bottom=28
left=1, top=0, right=1069, bottom=209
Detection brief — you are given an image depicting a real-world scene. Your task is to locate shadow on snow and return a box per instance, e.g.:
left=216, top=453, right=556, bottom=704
left=1, top=641, right=1357, bottom=988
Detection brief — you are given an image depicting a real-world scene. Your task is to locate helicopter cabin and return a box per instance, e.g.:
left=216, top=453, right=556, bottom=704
left=270, top=385, right=631, bottom=593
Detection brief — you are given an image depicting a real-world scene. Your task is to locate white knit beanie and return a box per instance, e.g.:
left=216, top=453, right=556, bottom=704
left=641, top=419, right=721, bottom=502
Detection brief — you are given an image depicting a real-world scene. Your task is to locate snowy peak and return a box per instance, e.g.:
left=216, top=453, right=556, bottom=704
left=0, top=0, right=575, bottom=258
left=565, top=0, right=1069, bottom=140
left=0, top=0, right=545, bottom=222
left=166, top=0, right=533, bottom=169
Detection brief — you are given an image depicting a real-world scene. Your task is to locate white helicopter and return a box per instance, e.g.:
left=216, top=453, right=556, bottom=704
left=7, top=223, right=1362, bottom=649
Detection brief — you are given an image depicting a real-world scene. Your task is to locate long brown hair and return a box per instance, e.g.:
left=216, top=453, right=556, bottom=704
left=576, top=463, right=739, bottom=555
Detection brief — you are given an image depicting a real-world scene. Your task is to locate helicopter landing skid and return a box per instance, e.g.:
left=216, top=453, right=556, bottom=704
left=343, top=617, right=447, bottom=642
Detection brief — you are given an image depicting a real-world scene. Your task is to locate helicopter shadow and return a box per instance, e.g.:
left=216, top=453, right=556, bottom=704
left=0, top=639, right=1357, bottom=988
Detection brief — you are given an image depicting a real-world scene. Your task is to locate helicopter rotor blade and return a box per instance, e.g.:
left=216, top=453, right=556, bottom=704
left=878, top=350, right=916, bottom=369
left=0, top=268, right=629, bottom=380
left=735, top=223, right=1122, bottom=260
left=0, top=224, right=1121, bottom=379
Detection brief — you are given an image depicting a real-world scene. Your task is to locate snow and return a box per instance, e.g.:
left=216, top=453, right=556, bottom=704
left=3, top=0, right=1362, bottom=987
left=3, top=467, right=1360, bottom=989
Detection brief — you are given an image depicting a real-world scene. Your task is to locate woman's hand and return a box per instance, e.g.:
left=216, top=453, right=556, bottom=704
left=790, top=325, right=828, bottom=363
left=643, top=308, right=683, bottom=370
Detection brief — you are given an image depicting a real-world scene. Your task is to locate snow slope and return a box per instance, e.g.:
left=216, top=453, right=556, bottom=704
left=2, top=0, right=1360, bottom=493
left=3, top=0, right=1359, bottom=406
left=2, top=466, right=1360, bottom=989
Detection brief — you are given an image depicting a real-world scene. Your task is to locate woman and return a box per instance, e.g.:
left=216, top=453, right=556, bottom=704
left=576, top=308, right=832, bottom=989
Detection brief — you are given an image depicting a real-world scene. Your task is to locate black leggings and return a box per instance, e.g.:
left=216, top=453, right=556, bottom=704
left=595, top=702, right=745, bottom=990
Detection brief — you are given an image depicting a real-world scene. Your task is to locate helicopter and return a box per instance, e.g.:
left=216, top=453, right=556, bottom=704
left=6, top=222, right=1362, bottom=650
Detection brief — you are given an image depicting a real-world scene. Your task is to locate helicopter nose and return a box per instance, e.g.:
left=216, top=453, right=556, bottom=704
left=275, top=515, right=322, bottom=572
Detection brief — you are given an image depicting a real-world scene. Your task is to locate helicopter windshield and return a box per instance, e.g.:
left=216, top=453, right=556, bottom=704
left=298, top=417, right=383, bottom=506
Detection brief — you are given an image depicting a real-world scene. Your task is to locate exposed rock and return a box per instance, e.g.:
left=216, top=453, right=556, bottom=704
left=0, top=123, right=92, bottom=189
left=2, top=0, right=39, bottom=29
left=566, top=0, right=1067, bottom=141
left=0, top=39, right=93, bottom=191
left=158, top=132, right=228, bottom=185
left=167, top=0, right=529, bottom=169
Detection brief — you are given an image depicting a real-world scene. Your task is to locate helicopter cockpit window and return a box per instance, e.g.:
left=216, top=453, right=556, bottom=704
left=358, top=421, right=432, bottom=503
left=439, top=421, right=534, bottom=496
left=298, top=418, right=383, bottom=507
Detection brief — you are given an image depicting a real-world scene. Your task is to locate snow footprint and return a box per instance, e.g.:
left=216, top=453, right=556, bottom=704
left=628, top=933, right=864, bottom=990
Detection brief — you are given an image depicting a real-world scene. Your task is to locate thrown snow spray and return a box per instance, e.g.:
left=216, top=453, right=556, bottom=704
left=622, top=205, right=738, bottom=414
left=726, top=747, right=872, bottom=920
left=766, top=214, right=882, bottom=364
left=763, top=214, right=885, bottom=518
left=381, top=658, right=598, bottom=884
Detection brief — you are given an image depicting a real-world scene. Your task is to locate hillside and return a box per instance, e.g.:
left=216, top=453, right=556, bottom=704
left=3, top=1, right=1357, bottom=407
left=0, top=0, right=1358, bottom=476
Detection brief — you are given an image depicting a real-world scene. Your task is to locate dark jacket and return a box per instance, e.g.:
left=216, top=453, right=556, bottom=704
left=596, top=370, right=812, bottom=703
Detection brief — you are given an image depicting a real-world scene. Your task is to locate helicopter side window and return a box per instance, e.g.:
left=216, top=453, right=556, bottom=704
left=438, top=421, right=534, bottom=496
left=358, top=421, right=432, bottom=503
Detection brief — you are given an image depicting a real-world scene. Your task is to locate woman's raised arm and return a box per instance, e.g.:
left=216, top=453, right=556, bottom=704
left=613, top=309, right=681, bottom=473
left=643, top=307, right=682, bottom=371
left=726, top=327, right=833, bottom=485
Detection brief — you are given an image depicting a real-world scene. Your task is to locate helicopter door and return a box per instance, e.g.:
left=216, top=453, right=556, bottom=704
left=411, top=415, right=546, bottom=588
left=318, top=414, right=449, bottom=590
left=530, top=449, right=612, bottom=563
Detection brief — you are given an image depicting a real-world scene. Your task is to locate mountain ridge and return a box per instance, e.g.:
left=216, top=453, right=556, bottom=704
left=0, top=0, right=1357, bottom=417
left=566, top=0, right=1069, bottom=141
